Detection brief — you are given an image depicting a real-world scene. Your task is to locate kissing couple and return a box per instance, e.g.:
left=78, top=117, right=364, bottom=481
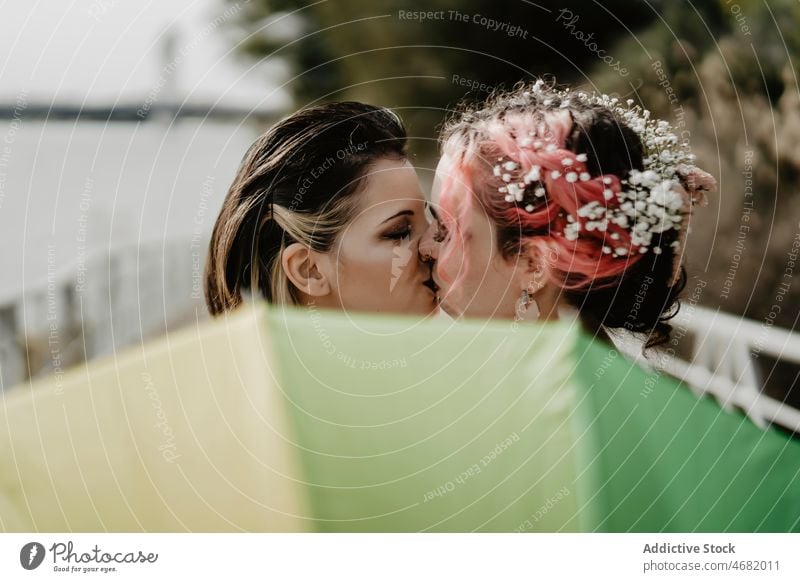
left=204, top=79, right=716, bottom=352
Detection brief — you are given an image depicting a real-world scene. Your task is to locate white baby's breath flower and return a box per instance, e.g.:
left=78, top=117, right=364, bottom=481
left=523, top=165, right=541, bottom=183
left=496, top=85, right=702, bottom=258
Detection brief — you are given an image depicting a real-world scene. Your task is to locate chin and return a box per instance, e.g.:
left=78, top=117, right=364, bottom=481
left=414, top=298, right=440, bottom=316
left=381, top=297, right=434, bottom=316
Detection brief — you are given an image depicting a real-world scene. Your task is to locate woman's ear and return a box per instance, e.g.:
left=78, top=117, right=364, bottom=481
left=281, top=243, right=331, bottom=297
left=517, top=248, right=549, bottom=295
left=516, top=247, right=562, bottom=321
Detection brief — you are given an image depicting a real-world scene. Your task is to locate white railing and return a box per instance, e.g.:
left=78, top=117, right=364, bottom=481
left=0, top=238, right=207, bottom=390
left=614, top=305, right=800, bottom=434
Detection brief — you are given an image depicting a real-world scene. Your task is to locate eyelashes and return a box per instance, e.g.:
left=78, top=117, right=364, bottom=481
left=425, top=202, right=449, bottom=243
left=384, top=208, right=449, bottom=244
left=384, top=223, right=412, bottom=241
left=424, top=202, right=438, bottom=223
left=433, top=225, right=447, bottom=243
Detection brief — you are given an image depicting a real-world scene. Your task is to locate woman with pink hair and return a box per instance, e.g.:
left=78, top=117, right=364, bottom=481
left=419, top=80, right=716, bottom=350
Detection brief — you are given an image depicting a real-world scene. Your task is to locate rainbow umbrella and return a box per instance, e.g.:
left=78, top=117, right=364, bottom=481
left=1, top=303, right=797, bottom=531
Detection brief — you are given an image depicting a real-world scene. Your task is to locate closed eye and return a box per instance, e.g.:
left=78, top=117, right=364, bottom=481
left=424, top=201, right=439, bottom=223
left=425, top=202, right=449, bottom=242
left=383, top=225, right=412, bottom=241
left=433, top=218, right=449, bottom=243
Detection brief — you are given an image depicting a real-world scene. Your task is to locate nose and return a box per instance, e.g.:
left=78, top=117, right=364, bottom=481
left=418, top=222, right=439, bottom=263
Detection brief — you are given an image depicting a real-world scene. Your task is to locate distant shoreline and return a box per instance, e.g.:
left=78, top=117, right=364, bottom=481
left=0, top=103, right=279, bottom=123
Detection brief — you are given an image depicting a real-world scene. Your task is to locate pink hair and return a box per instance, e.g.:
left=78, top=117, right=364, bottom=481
left=438, top=108, right=644, bottom=292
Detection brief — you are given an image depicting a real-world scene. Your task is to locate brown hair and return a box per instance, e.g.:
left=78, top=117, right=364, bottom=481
left=204, top=102, right=407, bottom=314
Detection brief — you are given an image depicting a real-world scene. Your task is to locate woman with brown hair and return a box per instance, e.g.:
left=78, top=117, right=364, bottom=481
left=204, top=102, right=439, bottom=316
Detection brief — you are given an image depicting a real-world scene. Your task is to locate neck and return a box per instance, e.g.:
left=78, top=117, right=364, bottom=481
left=534, top=284, right=563, bottom=321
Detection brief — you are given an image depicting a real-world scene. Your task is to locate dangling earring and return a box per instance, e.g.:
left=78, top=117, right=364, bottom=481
left=515, top=289, right=540, bottom=322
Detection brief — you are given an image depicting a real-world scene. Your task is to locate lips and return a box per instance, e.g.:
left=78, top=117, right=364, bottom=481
left=422, top=277, right=439, bottom=295
left=421, top=261, right=438, bottom=295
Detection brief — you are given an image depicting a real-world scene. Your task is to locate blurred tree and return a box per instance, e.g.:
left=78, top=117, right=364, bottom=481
left=229, top=0, right=674, bottom=154
left=593, top=0, right=800, bottom=325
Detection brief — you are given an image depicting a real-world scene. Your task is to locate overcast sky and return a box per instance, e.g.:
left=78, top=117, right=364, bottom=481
left=0, top=0, right=290, bottom=109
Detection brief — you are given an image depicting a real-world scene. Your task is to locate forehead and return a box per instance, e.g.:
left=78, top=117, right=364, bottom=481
left=432, top=153, right=472, bottom=218
left=433, top=154, right=496, bottom=237
left=431, top=155, right=453, bottom=205
left=358, top=157, right=424, bottom=212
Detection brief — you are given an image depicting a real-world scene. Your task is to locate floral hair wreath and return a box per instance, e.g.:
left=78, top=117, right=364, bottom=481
left=492, top=81, right=716, bottom=286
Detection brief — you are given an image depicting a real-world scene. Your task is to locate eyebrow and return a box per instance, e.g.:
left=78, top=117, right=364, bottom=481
left=380, top=210, right=414, bottom=224
left=425, top=202, right=439, bottom=221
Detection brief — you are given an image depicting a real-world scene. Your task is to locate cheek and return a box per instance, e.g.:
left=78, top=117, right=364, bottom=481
left=338, top=242, right=389, bottom=284
left=438, top=238, right=489, bottom=301
left=336, top=234, right=415, bottom=299
left=436, top=240, right=462, bottom=284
